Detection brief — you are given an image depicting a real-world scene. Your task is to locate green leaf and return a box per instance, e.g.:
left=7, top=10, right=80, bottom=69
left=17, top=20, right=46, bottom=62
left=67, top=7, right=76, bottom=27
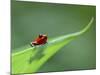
left=12, top=17, right=94, bottom=74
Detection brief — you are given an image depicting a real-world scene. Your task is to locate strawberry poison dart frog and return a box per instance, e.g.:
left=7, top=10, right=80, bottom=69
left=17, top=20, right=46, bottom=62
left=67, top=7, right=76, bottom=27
left=30, top=34, right=47, bottom=47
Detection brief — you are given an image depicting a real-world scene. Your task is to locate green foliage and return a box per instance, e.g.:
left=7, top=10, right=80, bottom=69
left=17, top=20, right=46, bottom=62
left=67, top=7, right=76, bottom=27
left=12, top=17, right=94, bottom=74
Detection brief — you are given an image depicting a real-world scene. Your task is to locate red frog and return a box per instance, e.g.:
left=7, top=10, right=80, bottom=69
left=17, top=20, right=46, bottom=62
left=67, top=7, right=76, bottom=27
left=30, top=34, right=47, bottom=47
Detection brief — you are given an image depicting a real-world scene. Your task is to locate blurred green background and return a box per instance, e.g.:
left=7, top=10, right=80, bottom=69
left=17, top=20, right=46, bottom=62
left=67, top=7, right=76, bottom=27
left=11, top=0, right=96, bottom=73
